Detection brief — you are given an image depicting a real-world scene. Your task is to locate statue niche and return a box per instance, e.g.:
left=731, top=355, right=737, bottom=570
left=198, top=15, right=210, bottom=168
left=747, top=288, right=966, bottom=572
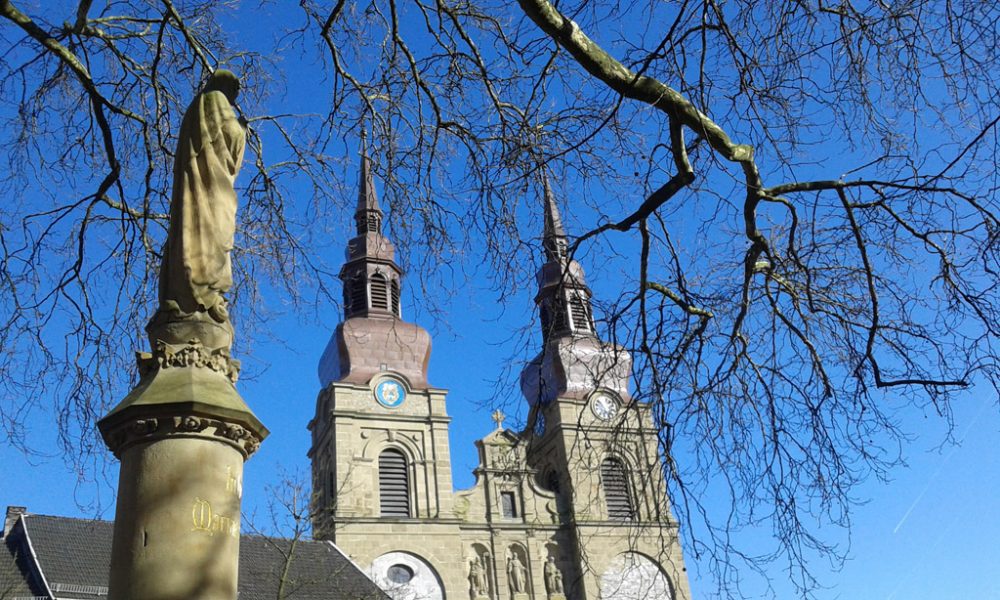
left=506, top=546, right=529, bottom=600
left=152, top=69, right=246, bottom=351
left=468, top=555, right=491, bottom=599
left=544, top=556, right=565, bottom=599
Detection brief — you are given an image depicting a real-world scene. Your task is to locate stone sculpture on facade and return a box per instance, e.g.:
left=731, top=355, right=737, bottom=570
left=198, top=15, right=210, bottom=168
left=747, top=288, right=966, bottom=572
left=544, top=556, right=565, bottom=599
left=507, top=553, right=528, bottom=596
left=469, top=556, right=490, bottom=599
left=306, top=152, right=694, bottom=600
left=97, top=70, right=266, bottom=600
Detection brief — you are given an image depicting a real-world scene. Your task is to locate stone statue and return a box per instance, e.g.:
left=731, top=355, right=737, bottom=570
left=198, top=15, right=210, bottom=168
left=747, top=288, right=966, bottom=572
left=158, top=69, right=246, bottom=326
left=469, top=556, right=489, bottom=597
left=544, top=556, right=564, bottom=595
left=507, top=554, right=527, bottom=594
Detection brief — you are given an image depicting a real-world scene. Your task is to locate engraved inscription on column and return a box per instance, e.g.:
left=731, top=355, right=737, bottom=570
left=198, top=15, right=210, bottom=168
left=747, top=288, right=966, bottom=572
left=191, top=497, right=240, bottom=538
left=225, top=465, right=243, bottom=499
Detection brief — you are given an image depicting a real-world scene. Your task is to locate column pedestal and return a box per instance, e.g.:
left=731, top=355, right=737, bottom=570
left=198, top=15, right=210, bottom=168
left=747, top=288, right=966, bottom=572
left=99, top=337, right=266, bottom=600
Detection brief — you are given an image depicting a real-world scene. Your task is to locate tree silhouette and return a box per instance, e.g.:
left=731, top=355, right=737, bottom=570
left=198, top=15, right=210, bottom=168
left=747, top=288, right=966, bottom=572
left=1, top=1, right=997, bottom=596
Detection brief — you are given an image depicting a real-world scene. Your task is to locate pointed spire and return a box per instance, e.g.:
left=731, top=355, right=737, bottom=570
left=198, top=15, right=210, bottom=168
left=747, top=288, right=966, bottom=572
left=533, top=175, right=595, bottom=343
left=542, top=175, right=568, bottom=262
left=521, top=175, right=627, bottom=407
left=340, top=132, right=403, bottom=321
left=355, top=129, right=383, bottom=235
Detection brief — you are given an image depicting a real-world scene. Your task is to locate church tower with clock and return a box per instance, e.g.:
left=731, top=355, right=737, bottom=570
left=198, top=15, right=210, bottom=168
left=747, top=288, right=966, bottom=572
left=309, top=140, right=691, bottom=599
left=519, top=180, right=692, bottom=599
left=308, top=137, right=465, bottom=595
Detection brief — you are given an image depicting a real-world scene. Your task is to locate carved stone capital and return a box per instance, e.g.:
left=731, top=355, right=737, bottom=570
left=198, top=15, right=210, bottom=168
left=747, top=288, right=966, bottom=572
left=104, top=413, right=263, bottom=459
left=137, top=338, right=241, bottom=383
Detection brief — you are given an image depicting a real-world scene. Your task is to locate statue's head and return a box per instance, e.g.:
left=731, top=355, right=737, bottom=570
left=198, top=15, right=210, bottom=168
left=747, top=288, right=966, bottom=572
left=204, top=69, right=240, bottom=104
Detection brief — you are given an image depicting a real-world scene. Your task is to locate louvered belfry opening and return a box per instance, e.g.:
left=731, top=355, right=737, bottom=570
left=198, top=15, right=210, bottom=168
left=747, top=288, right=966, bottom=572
left=551, top=297, right=568, bottom=333
left=379, top=449, right=410, bottom=517
left=602, top=458, right=635, bottom=521
left=391, top=279, right=401, bottom=316
left=370, top=273, right=390, bottom=311
left=569, top=294, right=591, bottom=332
left=354, top=211, right=382, bottom=235
left=347, top=274, right=367, bottom=316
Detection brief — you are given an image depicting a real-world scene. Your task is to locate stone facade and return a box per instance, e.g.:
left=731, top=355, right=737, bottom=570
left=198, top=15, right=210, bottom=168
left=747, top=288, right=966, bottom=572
left=309, top=148, right=692, bottom=599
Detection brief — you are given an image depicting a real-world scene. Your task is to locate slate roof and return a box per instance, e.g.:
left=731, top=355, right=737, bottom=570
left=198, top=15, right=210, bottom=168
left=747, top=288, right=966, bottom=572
left=23, top=513, right=111, bottom=598
left=2, top=512, right=386, bottom=599
left=1, top=527, right=39, bottom=599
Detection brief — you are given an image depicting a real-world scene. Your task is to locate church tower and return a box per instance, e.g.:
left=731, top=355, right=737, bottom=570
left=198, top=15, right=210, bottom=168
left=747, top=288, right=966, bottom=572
left=308, top=152, right=691, bottom=599
left=309, top=137, right=461, bottom=596
left=520, top=178, right=692, bottom=599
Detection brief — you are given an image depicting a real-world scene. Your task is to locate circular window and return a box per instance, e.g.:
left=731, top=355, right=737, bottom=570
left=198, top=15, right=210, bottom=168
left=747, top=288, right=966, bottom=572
left=387, top=563, right=414, bottom=585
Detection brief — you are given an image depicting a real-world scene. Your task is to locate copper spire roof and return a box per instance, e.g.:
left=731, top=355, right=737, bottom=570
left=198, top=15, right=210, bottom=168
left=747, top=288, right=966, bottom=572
left=520, top=176, right=632, bottom=405
left=542, top=175, right=568, bottom=262
left=317, top=135, right=432, bottom=389
left=356, top=129, right=382, bottom=221
left=352, top=129, right=384, bottom=239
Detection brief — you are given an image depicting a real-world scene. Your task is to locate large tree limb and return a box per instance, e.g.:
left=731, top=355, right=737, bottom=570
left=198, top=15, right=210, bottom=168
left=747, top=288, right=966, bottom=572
left=516, top=0, right=756, bottom=168
left=1, top=0, right=121, bottom=199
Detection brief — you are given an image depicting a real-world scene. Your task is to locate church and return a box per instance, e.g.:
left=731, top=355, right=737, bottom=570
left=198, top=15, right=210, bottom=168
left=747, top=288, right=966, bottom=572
left=0, top=141, right=692, bottom=600
left=307, top=143, right=693, bottom=599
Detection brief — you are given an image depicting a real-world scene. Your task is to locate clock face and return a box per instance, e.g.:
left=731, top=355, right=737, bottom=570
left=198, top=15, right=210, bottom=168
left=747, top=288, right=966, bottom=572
left=375, top=379, right=406, bottom=408
left=591, top=393, right=619, bottom=421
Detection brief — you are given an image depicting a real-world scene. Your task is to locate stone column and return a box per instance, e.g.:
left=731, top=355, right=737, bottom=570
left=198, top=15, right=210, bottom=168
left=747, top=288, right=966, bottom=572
left=99, top=315, right=267, bottom=600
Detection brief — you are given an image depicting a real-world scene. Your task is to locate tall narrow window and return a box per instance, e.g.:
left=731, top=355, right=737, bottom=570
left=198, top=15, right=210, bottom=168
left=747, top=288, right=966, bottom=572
left=371, top=273, right=390, bottom=310
left=391, top=279, right=401, bottom=316
left=348, top=274, right=367, bottom=315
left=379, top=449, right=410, bottom=517
left=602, top=458, right=635, bottom=521
left=551, top=297, right=568, bottom=332
left=500, top=491, right=517, bottom=518
left=570, top=295, right=592, bottom=332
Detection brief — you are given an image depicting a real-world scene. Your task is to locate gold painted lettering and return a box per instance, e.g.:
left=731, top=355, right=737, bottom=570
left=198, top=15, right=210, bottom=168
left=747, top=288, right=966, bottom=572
left=225, top=466, right=243, bottom=499
left=191, top=497, right=239, bottom=538
left=192, top=497, right=213, bottom=533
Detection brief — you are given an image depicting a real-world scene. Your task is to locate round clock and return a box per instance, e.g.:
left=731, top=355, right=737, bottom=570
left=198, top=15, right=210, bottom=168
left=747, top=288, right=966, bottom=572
left=591, top=393, right=619, bottom=421
left=375, top=378, right=406, bottom=408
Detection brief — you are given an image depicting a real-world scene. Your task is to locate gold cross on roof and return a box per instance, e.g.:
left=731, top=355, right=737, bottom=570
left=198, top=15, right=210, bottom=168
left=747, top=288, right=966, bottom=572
left=491, top=409, right=505, bottom=428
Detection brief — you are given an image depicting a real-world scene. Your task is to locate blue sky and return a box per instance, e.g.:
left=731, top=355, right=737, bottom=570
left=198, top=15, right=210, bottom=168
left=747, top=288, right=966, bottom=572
left=2, top=2, right=999, bottom=599
left=2, top=191, right=998, bottom=599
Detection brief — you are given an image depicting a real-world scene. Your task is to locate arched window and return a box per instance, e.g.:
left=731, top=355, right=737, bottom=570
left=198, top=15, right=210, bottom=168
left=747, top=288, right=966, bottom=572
left=371, top=273, right=390, bottom=310
left=601, top=458, right=635, bottom=521
left=570, top=295, right=592, bottom=332
left=551, top=297, right=568, bottom=333
left=348, top=274, right=367, bottom=316
left=391, top=279, right=401, bottom=316
left=379, top=448, right=410, bottom=517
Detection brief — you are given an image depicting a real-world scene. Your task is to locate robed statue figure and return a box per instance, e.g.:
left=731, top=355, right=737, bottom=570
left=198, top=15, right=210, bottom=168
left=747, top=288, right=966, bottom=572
left=159, top=69, right=246, bottom=325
